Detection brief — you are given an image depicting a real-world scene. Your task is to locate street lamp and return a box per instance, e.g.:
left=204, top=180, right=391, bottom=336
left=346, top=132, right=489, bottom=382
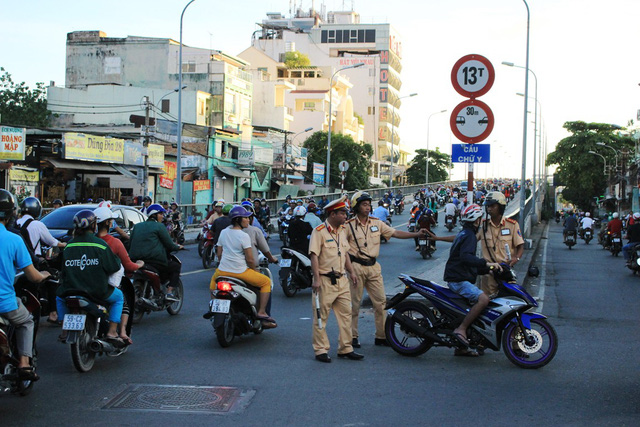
left=588, top=150, right=607, bottom=174
left=284, top=127, right=313, bottom=183
left=325, top=63, right=364, bottom=188
left=501, top=0, right=530, bottom=234
left=516, top=88, right=540, bottom=223
left=176, top=0, right=197, bottom=207
left=426, top=109, right=447, bottom=184
left=390, top=93, right=418, bottom=187
left=597, top=142, right=623, bottom=213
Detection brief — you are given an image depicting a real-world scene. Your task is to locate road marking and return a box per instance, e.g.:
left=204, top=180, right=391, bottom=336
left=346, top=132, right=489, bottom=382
left=536, top=224, right=549, bottom=313
left=183, top=268, right=211, bottom=276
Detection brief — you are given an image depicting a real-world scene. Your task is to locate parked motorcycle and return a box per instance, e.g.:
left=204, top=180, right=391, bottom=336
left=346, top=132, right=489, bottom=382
left=610, top=232, right=622, bottom=256
left=384, top=265, right=558, bottom=369
left=0, top=284, right=41, bottom=395
left=583, top=228, right=593, bottom=244
left=201, top=224, right=218, bottom=269
left=279, top=248, right=312, bottom=297
left=131, top=253, right=185, bottom=323
left=564, top=230, right=577, bottom=249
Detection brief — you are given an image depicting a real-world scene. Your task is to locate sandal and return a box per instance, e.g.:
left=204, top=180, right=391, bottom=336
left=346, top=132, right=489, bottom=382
left=120, top=336, right=133, bottom=346
left=256, top=315, right=276, bottom=323
left=261, top=320, right=278, bottom=329
left=452, top=332, right=470, bottom=347
left=17, top=366, right=40, bottom=381
left=105, top=335, right=125, bottom=347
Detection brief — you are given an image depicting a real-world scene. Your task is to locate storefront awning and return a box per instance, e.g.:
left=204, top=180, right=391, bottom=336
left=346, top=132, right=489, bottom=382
left=286, top=174, right=305, bottom=181
left=111, top=164, right=138, bottom=179
left=46, top=159, right=164, bottom=177
left=216, top=165, right=251, bottom=179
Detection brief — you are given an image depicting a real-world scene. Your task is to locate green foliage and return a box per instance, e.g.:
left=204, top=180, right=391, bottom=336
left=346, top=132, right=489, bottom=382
left=303, top=131, right=374, bottom=190
left=546, top=121, right=634, bottom=210
left=284, top=51, right=311, bottom=68
left=0, top=67, right=51, bottom=127
left=354, top=112, right=364, bottom=126
left=406, top=148, right=451, bottom=184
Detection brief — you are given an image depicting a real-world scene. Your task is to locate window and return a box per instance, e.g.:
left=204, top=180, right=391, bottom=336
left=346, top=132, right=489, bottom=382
left=161, top=99, right=170, bottom=113
left=368, top=106, right=376, bottom=115
left=181, top=61, right=196, bottom=73
left=123, top=208, right=144, bottom=230
left=304, top=102, right=315, bottom=111
left=321, top=29, right=376, bottom=44
left=365, top=29, right=375, bottom=43
left=304, top=71, right=315, bottom=78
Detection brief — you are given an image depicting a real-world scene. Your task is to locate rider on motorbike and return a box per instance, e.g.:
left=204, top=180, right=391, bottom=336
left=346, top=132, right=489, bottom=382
left=580, top=212, right=594, bottom=239
left=140, top=196, right=153, bottom=216
left=563, top=211, right=579, bottom=241
left=128, top=204, right=183, bottom=302
left=444, top=200, right=458, bottom=226
left=205, top=200, right=225, bottom=225
left=56, top=210, right=124, bottom=346
left=372, top=200, right=391, bottom=224
left=622, top=213, right=640, bottom=264
left=0, top=189, right=50, bottom=381
left=288, top=206, right=313, bottom=255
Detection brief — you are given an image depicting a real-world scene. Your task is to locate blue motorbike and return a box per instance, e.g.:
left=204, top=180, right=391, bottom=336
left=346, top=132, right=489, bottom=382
left=384, top=265, right=558, bottom=369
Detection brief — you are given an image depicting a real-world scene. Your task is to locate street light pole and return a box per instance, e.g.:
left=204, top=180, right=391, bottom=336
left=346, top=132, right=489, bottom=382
left=390, top=93, right=417, bottom=188
left=325, top=63, right=364, bottom=188
left=597, top=142, right=622, bottom=212
left=426, top=109, right=447, bottom=185
left=588, top=150, right=607, bottom=175
left=176, top=0, right=196, bottom=207
left=284, top=127, right=313, bottom=184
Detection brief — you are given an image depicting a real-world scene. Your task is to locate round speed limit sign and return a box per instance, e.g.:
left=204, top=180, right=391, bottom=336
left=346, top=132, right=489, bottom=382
left=451, top=54, right=495, bottom=98
left=450, top=99, right=494, bottom=144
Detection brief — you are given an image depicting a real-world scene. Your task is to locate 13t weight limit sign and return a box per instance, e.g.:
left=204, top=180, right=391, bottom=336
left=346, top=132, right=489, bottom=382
left=451, top=54, right=495, bottom=98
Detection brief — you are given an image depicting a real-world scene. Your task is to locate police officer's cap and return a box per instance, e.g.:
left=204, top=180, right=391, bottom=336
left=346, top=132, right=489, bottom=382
left=324, top=195, right=349, bottom=213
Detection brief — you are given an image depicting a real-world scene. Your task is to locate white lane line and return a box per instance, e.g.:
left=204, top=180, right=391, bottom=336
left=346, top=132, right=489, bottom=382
left=183, top=268, right=210, bottom=276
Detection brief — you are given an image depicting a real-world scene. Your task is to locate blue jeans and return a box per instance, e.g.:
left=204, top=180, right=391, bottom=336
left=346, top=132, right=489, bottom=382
left=448, top=281, right=483, bottom=304
left=56, top=288, right=124, bottom=324
left=622, top=242, right=640, bottom=261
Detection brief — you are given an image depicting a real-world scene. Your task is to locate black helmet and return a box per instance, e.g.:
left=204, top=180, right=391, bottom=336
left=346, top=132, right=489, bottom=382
left=0, top=189, right=15, bottom=219
left=20, top=197, right=42, bottom=218
left=73, top=209, right=97, bottom=231
left=528, top=266, right=540, bottom=278
left=52, top=199, right=63, bottom=207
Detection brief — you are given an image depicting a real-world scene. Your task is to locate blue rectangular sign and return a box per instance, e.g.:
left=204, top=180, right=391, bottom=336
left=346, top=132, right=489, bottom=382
left=451, top=143, right=491, bottom=163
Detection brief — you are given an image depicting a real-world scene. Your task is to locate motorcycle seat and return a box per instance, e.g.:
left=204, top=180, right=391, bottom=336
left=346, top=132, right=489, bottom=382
left=0, top=316, right=10, bottom=327
left=411, top=276, right=473, bottom=307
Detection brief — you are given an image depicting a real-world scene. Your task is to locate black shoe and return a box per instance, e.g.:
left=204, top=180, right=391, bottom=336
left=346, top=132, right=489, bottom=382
left=352, top=338, right=361, bottom=348
left=374, top=338, right=390, bottom=347
left=315, top=353, right=331, bottom=363
left=337, top=351, right=364, bottom=360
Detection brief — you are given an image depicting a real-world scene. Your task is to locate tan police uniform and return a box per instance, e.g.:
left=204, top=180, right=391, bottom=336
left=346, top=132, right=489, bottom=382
left=477, top=216, right=524, bottom=295
left=345, top=216, right=395, bottom=340
left=309, top=221, right=354, bottom=356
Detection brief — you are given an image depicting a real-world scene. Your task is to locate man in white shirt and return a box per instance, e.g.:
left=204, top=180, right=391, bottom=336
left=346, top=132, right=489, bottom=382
left=580, top=212, right=594, bottom=230
left=17, top=197, right=66, bottom=256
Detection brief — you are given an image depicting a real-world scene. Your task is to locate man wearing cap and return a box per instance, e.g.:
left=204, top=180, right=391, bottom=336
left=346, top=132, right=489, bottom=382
left=206, top=200, right=225, bottom=225
left=347, top=191, right=429, bottom=348
left=309, top=195, right=361, bottom=363
left=477, top=191, right=524, bottom=297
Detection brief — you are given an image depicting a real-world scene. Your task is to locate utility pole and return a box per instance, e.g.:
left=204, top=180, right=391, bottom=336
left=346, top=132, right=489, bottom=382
left=282, top=132, right=288, bottom=185
left=143, top=96, right=151, bottom=198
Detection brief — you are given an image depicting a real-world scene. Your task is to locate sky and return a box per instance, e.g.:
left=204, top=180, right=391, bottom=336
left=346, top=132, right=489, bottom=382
left=2, top=0, right=639, bottom=181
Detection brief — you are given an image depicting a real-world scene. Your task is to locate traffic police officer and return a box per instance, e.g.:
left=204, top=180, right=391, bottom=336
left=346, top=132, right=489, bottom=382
left=477, top=191, right=524, bottom=297
left=347, top=191, right=429, bottom=347
left=309, top=195, right=362, bottom=363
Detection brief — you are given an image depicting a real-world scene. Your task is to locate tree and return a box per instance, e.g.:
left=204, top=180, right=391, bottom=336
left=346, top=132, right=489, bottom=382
left=284, top=51, right=311, bottom=68
left=546, top=121, right=634, bottom=211
left=0, top=67, right=51, bottom=127
left=406, top=148, right=451, bottom=184
left=303, top=131, right=374, bottom=190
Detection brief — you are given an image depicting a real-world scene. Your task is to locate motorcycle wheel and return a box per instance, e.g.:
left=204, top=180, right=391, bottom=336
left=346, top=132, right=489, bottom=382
left=197, top=238, right=204, bottom=257
left=131, top=280, right=148, bottom=324
left=177, top=232, right=185, bottom=245
left=216, top=308, right=235, bottom=347
left=202, top=245, right=215, bottom=269
left=281, top=270, right=298, bottom=297
left=166, top=279, right=184, bottom=315
left=70, top=320, right=96, bottom=373
left=385, top=301, right=435, bottom=357
left=502, top=318, right=558, bottom=369
left=420, top=247, right=431, bottom=259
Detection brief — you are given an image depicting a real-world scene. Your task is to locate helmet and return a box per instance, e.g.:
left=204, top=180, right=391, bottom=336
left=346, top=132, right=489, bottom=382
left=528, top=266, right=540, bottom=278
left=613, top=212, right=619, bottom=218
left=253, top=198, right=262, bottom=204
left=296, top=199, right=303, bottom=205
left=97, top=200, right=112, bottom=208
left=147, top=203, right=166, bottom=217
left=52, top=199, right=63, bottom=207
left=412, top=201, right=419, bottom=207
left=142, top=196, right=152, bottom=203
left=484, top=191, right=507, bottom=207
left=307, top=202, right=317, bottom=211
left=243, top=204, right=255, bottom=214
left=229, top=206, right=252, bottom=220
left=94, top=206, right=117, bottom=223
left=426, top=209, right=433, bottom=216
left=73, top=209, right=97, bottom=231
left=20, top=197, right=42, bottom=218
left=350, top=191, right=372, bottom=209
left=222, top=204, right=234, bottom=215
left=634, top=212, right=640, bottom=220
left=452, top=198, right=459, bottom=206
left=293, top=206, right=307, bottom=217
left=585, top=212, right=591, bottom=217
left=241, top=201, right=253, bottom=209
left=460, top=204, right=484, bottom=223
left=214, top=200, right=225, bottom=207
left=0, top=189, right=15, bottom=219
left=170, top=202, right=178, bottom=208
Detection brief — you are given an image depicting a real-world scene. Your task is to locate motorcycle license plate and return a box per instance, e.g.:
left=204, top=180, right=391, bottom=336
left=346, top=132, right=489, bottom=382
left=613, top=238, right=621, bottom=242
left=447, top=219, right=452, bottom=223
left=210, top=299, right=230, bottom=314
left=279, top=259, right=292, bottom=268
left=62, top=314, right=86, bottom=331
left=419, top=240, right=428, bottom=245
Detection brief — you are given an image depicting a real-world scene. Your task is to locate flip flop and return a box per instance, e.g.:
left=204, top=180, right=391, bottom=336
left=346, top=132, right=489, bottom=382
left=452, top=332, right=470, bottom=347
left=120, top=336, right=133, bottom=346
left=256, top=315, right=276, bottom=323
left=105, top=336, right=125, bottom=347
left=261, top=320, right=278, bottom=329
left=17, top=366, right=40, bottom=381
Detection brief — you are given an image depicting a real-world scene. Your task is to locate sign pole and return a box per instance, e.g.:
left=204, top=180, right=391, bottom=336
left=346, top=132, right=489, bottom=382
left=468, top=163, right=474, bottom=202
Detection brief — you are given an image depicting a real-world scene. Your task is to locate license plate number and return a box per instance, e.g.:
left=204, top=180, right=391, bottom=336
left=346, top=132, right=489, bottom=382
left=419, top=240, right=428, bottom=245
left=279, top=259, right=292, bottom=267
left=62, top=314, right=86, bottom=331
left=210, top=299, right=230, bottom=313
left=447, top=219, right=452, bottom=223
left=613, top=238, right=621, bottom=242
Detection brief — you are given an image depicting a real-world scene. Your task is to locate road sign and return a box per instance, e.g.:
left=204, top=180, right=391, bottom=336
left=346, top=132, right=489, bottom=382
left=338, top=161, right=349, bottom=172
left=450, top=99, right=494, bottom=143
left=451, top=54, right=495, bottom=98
left=451, top=143, right=491, bottom=163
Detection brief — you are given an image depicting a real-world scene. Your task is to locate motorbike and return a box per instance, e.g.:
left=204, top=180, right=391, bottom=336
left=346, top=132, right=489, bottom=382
left=418, top=235, right=435, bottom=259
left=582, top=228, right=593, bottom=244
left=593, top=218, right=601, bottom=229
left=407, top=218, right=416, bottom=233
left=445, top=214, right=455, bottom=232
left=386, top=202, right=395, bottom=217
left=278, top=214, right=292, bottom=247
left=564, top=230, right=577, bottom=249
left=384, top=265, right=558, bottom=369
left=626, top=243, right=640, bottom=274
left=197, top=223, right=209, bottom=257
left=279, top=247, right=312, bottom=297
left=201, top=224, right=218, bottom=269
left=0, top=283, right=41, bottom=395
left=131, top=253, right=185, bottom=323
left=610, top=232, right=622, bottom=256
left=394, top=198, right=405, bottom=215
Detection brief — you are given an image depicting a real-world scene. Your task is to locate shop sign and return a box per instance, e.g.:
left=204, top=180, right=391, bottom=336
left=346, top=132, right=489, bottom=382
left=9, top=169, right=39, bottom=182
left=124, top=141, right=144, bottom=166
left=193, top=180, right=211, bottom=192
left=147, top=143, right=165, bottom=168
left=0, top=127, right=26, bottom=161
left=159, top=176, right=174, bottom=189
left=238, top=150, right=255, bottom=166
left=161, top=161, right=177, bottom=180
left=313, top=162, right=325, bottom=185
left=63, top=132, right=125, bottom=163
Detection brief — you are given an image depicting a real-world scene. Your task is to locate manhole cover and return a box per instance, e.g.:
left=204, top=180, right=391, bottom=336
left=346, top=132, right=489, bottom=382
left=102, top=384, right=255, bottom=415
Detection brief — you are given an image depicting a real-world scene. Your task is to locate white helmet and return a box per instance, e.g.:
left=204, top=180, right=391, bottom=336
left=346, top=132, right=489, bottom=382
left=412, top=201, right=419, bottom=207
left=634, top=212, right=640, bottom=220
left=460, top=204, right=484, bottom=223
left=293, top=206, right=307, bottom=217
left=585, top=212, right=590, bottom=217
left=93, top=206, right=117, bottom=223
left=613, top=212, right=619, bottom=218
left=97, top=200, right=113, bottom=208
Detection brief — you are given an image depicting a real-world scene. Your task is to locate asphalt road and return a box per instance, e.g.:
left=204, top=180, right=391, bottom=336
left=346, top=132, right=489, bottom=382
left=2, top=206, right=639, bottom=426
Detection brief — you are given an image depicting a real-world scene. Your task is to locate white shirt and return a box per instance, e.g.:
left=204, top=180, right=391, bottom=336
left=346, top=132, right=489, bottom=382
left=580, top=217, right=594, bottom=229
left=16, top=214, right=60, bottom=256
left=217, top=228, right=252, bottom=273
left=444, top=203, right=457, bottom=216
